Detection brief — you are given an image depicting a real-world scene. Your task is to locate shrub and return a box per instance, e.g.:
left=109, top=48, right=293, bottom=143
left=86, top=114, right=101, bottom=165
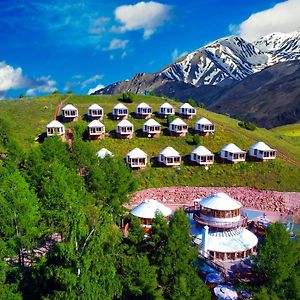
left=192, top=134, right=200, bottom=145
left=52, top=90, right=60, bottom=95
left=198, top=102, right=206, bottom=109
left=167, top=115, right=176, bottom=125
left=238, top=121, right=256, bottom=131
left=187, top=98, right=197, bottom=107
left=121, top=92, right=135, bottom=103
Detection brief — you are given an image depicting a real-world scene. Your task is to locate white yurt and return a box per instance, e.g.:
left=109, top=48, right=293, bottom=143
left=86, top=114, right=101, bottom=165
left=126, top=148, right=147, bottom=169
left=87, top=104, right=104, bottom=119
left=116, top=119, right=134, bottom=139
left=61, top=104, right=78, bottom=121
left=46, top=120, right=65, bottom=137
left=158, top=102, right=175, bottom=118
left=142, top=118, right=161, bottom=138
left=190, top=146, right=214, bottom=165
left=195, top=117, right=215, bottom=135
left=158, top=146, right=181, bottom=166
left=220, top=143, right=246, bottom=163
left=249, top=141, right=276, bottom=161
left=179, top=103, right=196, bottom=118
left=169, top=118, right=188, bottom=136
left=135, top=102, right=152, bottom=119
left=96, top=148, right=113, bottom=159
left=87, top=120, right=105, bottom=139
left=112, top=103, right=128, bottom=119
left=193, top=192, right=258, bottom=261
left=131, top=199, right=172, bottom=233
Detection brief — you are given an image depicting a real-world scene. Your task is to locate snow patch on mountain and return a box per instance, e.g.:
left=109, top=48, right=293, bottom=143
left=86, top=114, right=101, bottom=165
left=159, top=31, right=300, bottom=87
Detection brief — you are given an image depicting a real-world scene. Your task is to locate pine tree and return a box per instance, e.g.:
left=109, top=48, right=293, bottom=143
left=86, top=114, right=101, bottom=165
left=253, top=222, right=300, bottom=299
left=119, top=216, right=163, bottom=299
left=87, top=156, right=137, bottom=219
left=158, top=209, right=210, bottom=299
left=0, top=167, right=40, bottom=267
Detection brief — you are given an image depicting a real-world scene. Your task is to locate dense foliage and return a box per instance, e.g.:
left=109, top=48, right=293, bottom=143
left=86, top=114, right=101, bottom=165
left=238, top=120, right=257, bottom=131
left=0, top=119, right=210, bottom=299
left=253, top=222, right=300, bottom=300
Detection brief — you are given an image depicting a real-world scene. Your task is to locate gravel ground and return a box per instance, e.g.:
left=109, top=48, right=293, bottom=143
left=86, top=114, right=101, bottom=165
left=130, top=187, right=300, bottom=222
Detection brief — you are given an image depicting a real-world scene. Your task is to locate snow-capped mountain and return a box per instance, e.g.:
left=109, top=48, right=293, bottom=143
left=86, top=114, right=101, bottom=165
left=160, top=31, right=300, bottom=87
left=93, top=30, right=300, bottom=95
left=160, top=36, right=269, bottom=86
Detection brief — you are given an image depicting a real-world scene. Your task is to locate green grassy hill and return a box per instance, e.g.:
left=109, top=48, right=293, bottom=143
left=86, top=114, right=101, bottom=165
left=271, top=123, right=300, bottom=148
left=1, top=93, right=300, bottom=191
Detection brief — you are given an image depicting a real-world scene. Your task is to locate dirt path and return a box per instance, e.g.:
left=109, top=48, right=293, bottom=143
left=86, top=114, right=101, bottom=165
left=53, top=94, right=72, bottom=120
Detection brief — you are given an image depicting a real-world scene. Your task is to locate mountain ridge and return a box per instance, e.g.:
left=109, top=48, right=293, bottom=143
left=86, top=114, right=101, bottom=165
left=93, top=30, right=300, bottom=96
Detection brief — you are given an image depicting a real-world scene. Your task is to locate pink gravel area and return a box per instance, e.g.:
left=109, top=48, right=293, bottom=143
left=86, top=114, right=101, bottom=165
left=130, top=187, right=300, bottom=222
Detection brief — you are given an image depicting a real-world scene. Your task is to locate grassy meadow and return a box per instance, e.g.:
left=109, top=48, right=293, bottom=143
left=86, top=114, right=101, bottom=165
left=0, top=93, right=300, bottom=191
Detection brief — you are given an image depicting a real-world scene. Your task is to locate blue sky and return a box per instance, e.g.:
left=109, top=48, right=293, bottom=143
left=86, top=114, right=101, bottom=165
left=0, top=0, right=298, bottom=99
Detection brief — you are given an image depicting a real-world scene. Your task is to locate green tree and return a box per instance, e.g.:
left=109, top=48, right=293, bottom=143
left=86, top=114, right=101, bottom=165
left=87, top=156, right=137, bottom=219
left=38, top=159, right=92, bottom=235
left=120, top=216, right=163, bottom=299
left=25, top=208, right=123, bottom=300
left=238, top=121, right=256, bottom=131
left=0, top=119, right=11, bottom=149
left=167, top=114, right=176, bottom=125
left=19, top=93, right=25, bottom=99
left=152, top=209, right=210, bottom=299
left=253, top=222, right=300, bottom=298
left=198, top=102, right=205, bottom=109
left=41, top=136, right=70, bottom=165
left=0, top=167, right=40, bottom=267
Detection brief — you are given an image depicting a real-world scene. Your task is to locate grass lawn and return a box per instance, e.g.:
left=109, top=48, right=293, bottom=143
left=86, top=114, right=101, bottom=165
left=1, top=93, right=299, bottom=191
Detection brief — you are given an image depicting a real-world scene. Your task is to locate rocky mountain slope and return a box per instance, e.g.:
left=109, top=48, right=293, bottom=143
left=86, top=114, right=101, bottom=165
left=94, top=30, right=300, bottom=95
left=92, top=31, right=300, bottom=128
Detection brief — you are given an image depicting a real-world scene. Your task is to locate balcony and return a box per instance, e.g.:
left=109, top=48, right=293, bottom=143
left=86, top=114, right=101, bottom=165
left=193, top=212, right=248, bottom=230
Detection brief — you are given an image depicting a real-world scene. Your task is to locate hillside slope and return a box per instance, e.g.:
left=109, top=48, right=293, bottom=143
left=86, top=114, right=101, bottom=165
left=208, top=60, right=300, bottom=128
left=0, top=94, right=299, bottom=191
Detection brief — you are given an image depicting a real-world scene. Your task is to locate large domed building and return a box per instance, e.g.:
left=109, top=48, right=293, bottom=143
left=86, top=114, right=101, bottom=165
left=193, top=193, right=258, bottom=261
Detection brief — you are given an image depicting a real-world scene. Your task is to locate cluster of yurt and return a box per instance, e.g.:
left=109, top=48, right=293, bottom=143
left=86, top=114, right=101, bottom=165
left=45, top=101, right=215, bottom=140
left=45, top=102, right=276, bottom=164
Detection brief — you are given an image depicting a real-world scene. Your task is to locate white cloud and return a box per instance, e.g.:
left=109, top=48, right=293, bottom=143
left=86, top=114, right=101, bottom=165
left=171, top=48, right=188, bottom=62
left=234, top=0, right=300, bottom=41
left=114, top=1, right=171, bottom=39
left=0, top=62, right=27, bottom=91
left=26, top=76, right=57, bottom=96
left=107, top=38, right=129, bottom=50
left=0, top=61, right=57, bottom=98
left=88, top=84, right=105, bottom=95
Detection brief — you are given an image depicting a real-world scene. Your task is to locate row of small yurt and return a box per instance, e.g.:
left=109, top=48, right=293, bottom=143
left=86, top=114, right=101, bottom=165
left=59, top=102, right=199, bottom=123
left=46, top=116, right=215, bottom=140
left=100, top=142, right=276, bottom=169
